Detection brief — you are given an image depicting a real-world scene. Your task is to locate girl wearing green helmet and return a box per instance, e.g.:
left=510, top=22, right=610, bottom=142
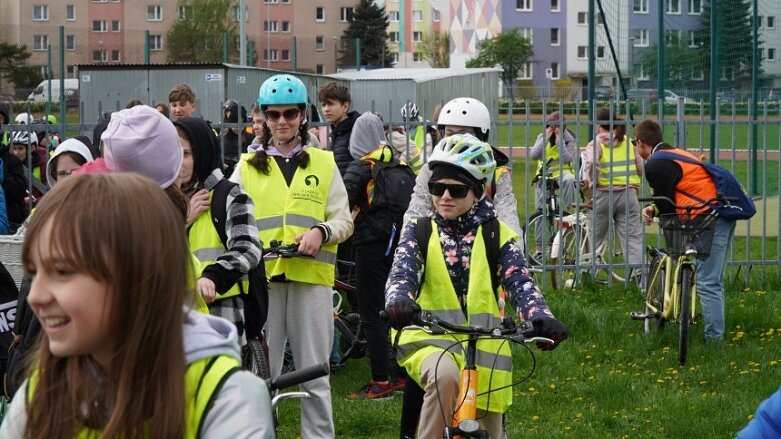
left=230, top=74, right=353, bottom=438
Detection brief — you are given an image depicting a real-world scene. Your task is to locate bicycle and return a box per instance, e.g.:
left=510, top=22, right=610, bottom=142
left=263, top=362, right=330, bottom=435
left=523, top=162, right=563, bottom=269
left=630, top=195, right=722, bottom=365
left=398, top=310, right=553, bottom=438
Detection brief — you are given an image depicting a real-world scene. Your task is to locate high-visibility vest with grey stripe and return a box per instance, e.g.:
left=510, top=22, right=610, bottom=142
left=239, top=148, right=337, bottom=286
left=597, top=138, right=641, bottom=187
left=536, top=142, right=574, bottom=179
left=188, top=190, right=248, bottom=300
left=392, top=219, right=516, bottom=413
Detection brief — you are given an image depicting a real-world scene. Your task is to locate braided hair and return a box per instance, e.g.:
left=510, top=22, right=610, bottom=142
left=249, top=104, right=311, bottom=174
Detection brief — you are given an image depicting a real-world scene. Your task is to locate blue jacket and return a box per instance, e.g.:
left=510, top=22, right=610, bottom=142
left=738, top=385, right=781, bottom=438
left=0, top=159, right=10, bottom=235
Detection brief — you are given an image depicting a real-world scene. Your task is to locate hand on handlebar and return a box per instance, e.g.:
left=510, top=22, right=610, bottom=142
left=642, top=205, right=656, bottom=225
left=385, top=299, right=421, bottom=330
left=530, top=317, right=569, bottom=351
left=295, top=228, right=323, bottom=256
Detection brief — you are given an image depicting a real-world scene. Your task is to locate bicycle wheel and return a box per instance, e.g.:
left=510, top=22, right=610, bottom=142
left=244, top=337, right=271, bottom=380
left=593, top=230, right=627, bottom=285
left=337, top=312, right=366, bottom=360
left=643, top=255, right=666, bottom=334
left=553, top=227, right=579, bottom=289
left=678, top=266, right=693, bottom=365
left=523, top=211, right=551, bottom=266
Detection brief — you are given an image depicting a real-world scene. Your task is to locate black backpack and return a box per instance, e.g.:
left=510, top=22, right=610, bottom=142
left=210, top=179, right=269, bottom=338
left=362, top=156, right=416, bottom=244
left=415, top=216, right=502, bottom=297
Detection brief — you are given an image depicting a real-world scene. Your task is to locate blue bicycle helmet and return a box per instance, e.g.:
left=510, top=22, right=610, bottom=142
left=258, top=74, right=308, bottom=109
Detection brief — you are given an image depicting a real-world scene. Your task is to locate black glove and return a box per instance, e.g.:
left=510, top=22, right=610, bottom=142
left=385, top=300, right=421, bottom=331
left=532, top=317, right=569, bottom=351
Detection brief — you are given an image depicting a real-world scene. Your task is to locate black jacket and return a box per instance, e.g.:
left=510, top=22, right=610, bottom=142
left=328, top=111, right=361, bottom=176
left=343, top=159, right=374, bottom=246
left=0, top=149, right=29, bottom=230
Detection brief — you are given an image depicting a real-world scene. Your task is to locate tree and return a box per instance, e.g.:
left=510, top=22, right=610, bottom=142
left=419, top=31, right=450, bottom=68
left=466, top=29, right=533, bottom=102
left=636, top=38, right=707, bottom=91
left=0, top=42, right=40, bottom=97
left=166, top=0, right=238, bottom=63
left=698, top=0, right=762, bottom=88
left=340, top=0, right=394, bottom=68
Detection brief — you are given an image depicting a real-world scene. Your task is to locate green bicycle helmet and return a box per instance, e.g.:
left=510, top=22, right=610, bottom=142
left=428, top=134, right=496, bottom=184
left=258, top=74, right=308, bottom=109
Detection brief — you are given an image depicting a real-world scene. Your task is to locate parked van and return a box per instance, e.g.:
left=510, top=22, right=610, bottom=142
left=27, top=79, right=79, bottom=103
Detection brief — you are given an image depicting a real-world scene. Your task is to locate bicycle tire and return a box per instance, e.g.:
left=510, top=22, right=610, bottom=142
left=678, top=266, right=693, bottom=365
left=643, top=255, right=666, bottom=334
left=337, top=312, right=366, bottom=360
left=522, top=212, right=549, bottom=266
left=593, top=230, right=627, bottom=285
left=554, top=227, right=579, bottom=289
left=245, top=337, right=271, bottom=380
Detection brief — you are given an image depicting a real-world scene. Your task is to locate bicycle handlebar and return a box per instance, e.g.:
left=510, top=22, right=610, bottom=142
left=638, top=195, right=738, bottom=211
left=262, top=241, right=313, bottom=259
left=266, top=362, right=330, bottom=392
left=412, top=310, right=554, bottom=345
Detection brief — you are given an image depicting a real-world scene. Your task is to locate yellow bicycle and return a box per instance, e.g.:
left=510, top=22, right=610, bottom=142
left=631, top=196, right=721, bottom=365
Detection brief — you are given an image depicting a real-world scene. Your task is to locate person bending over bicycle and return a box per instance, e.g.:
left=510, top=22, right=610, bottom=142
left=634, top=119, right=736, bottom=341
left=385, top=134, right=569, bottom=438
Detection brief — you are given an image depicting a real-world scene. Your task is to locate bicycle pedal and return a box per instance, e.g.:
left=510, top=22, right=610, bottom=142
left=629, top=311, right=648, bottom=321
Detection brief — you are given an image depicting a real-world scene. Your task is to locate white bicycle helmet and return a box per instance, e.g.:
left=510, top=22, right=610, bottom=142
left=14, top=113, right=32, bottom=125
left=428, top=134, right=496, bottom=183
left=10, top=131, right=38, bottom=145
left=400, top=102, right=419, bottom=121
left=437, top=97, right=491, bottom=141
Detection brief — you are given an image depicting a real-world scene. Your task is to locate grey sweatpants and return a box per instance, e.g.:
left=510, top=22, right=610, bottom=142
left=265, top=281, right=334, bottom=439
left=592, top=188, right=644, bottom=276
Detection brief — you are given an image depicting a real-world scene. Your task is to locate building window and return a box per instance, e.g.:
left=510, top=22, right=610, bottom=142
left=666, top=0, right=680, bottom=14
left=92, top=0, right=107, bottom=3
left=516, top=0, right=532, bottom=11
left=232, top=6, right=248, bottom=22
left=638, top=65, right=649, bottom=80
left=264, top=0, right=278, bottom=3
left=412, top=10, right=422, bottom=21
left=32, top=35, right=48, bottom=51
left=178, top=6, right=188, bottom=20
left=66, top=5, right=76, bottom=21
left=391, top=53, right=399, bottom=64
left=66, top=35, right=76, bottom=51
left=264, top=21, right=278, bottom=32
left=281, top=21, right=290, bottom=32
left=147, top=5, right=162, bottom=21
left=550, top=28, right=560, bottom=45
left=688, top=30, right=699, bottom=47
left=689, top=0, right=702, bottom=14
left=149, top=34, right=162, bottom=51
left=597, top=46, right=605, bottom=58
left=263, top=49, right=278, bottom=61
left=665, top=30, right=681, bottom=46
left=316, top=7, right=324, bottom=22
left=92, top=20, right=108, bottom=32
left=33, top=5, right=49, bottom=21
left=111, top=50, right=121, bottom=62
left=92, top=50, right=107, bottom=62
left=551, top=0, right=559, bottom=12
left=389, top=11, right=399, bottom=21
left=550, top=62, right=559, bottom=79
left=66, top=65, right=76, bottom=78
left=577, top=12, right=587, bottom=24
left=390, top=32, right=399, bottom=42
left=316, top=64, right=324, bottom=74
left=281, top=0, right=290, bottom=3
left=111, top=20, right=120, bottom=32
left=433, top=9, right=440, bottom=21
left=519, top=62, right=532, bottom=79
left=577, top=46, right=587, bottom=59
left=340, top=7, right=354, bottom=22
left=282, top=49, right=290, bottom=61
left=413, top=52, right=423, bottom=62
left=691, top=70, right=704, bottom=80
left=767, top=16, right=775, bottom=29
left=633, top=29, right=649, bottom=46
left=520, top=28, right=533, bottom=44
left=768, top=48, right=777, bottom=61
left=315, top=36, right=325, bottom=51
left=413, top=31, right=423, bottom=42
left=633, top=0, right=648, bottom=13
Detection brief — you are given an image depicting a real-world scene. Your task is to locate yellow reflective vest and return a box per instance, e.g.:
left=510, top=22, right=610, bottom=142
left=393, top=219, right=516, bottom=413
left=27, top=355, right=241, bottom=438
left=535, top=142, right=574, bottom=179
left=238, top=147, right=337, bottom=286
left=597, top=138, right=641, bottom=187
left=188, top=190, right=248, bottom=300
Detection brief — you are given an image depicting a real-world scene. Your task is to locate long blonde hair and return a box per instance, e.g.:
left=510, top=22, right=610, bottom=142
left=22, top=173, right=191, bottom=439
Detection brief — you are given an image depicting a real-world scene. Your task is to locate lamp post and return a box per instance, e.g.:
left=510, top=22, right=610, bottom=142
left=333, top=37, right=338, bottom=73
left=628, top=36, right=636, bottom=92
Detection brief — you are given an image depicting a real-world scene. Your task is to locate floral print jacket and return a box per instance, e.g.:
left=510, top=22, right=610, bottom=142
left=385, top=196, right=554, bottom=321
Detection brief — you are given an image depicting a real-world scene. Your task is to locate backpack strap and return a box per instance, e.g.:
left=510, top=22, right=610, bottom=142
left=210, top=178, right=238, bottom=249
left=481, top=217, right=501, bottom=298
left=414, top=216, right=432, bottom=287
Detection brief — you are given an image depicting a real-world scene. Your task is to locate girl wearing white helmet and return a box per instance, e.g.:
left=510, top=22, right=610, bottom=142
left=403, top=97, right=523, bottom=242
left=385, top=134, right=569, bottom=439
left=230, top=74, right=352, bottom=439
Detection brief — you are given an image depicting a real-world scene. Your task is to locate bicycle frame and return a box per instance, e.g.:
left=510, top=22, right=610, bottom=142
left=644, top=250, right=698, bottom=323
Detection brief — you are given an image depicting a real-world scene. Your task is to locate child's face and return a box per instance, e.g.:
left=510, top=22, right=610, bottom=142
left=264, top=105, right=303, bottom=145
left=26, top=221, right=113, bottom=368
left=178, top=136, right=194, bottom=188
left=54, top=154, right=82, bottom=181
left=431, top=178, right=476, bottom=220
left=320, top=98, right=349, bottom=125
left=170, top=100, right=197, bottom=120
left=10, top=144, right=27, bottom=162
left=252, top=113, right=264, bottom=137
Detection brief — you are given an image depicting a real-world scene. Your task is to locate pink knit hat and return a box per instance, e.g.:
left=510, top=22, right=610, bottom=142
left=101, top=105, right=183, bottom=188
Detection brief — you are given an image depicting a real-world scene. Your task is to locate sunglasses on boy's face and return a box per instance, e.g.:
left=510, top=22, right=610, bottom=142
left=264, top=108, right=301, bottom=122
left=428, top=182, right=472, bottom=199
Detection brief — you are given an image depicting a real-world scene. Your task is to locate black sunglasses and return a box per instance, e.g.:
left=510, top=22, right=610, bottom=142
left=631, top=139, right=638, bottom=147
left=264, top=108, right=301, bottom=122
left=428, top=182, right=472, bottom=199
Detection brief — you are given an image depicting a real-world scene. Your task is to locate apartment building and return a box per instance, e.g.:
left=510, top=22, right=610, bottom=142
left=376, top=0, right=450, bottom=68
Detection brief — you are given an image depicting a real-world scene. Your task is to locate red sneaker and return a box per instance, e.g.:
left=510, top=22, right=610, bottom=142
left=346, top=380, right=395, bottom=400
left=392, top=376, right=407, bottom=393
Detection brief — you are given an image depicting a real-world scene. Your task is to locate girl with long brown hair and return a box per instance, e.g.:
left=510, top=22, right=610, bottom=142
left=0, top=173, right=271, bottom=438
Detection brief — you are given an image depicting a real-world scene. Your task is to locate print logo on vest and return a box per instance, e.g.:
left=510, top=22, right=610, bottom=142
left=305, top=175, right=320, bottom=187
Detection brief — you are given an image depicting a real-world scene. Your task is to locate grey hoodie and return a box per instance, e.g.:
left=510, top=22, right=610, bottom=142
left=349, top=112, right=387, bottom=160
left=0, top=310, right=274, bottom=438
